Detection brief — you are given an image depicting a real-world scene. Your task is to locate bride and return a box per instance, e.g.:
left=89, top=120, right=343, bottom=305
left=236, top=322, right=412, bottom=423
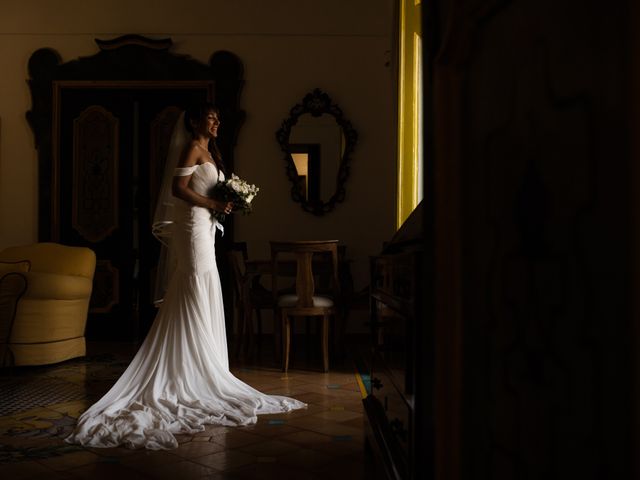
left=65, top=103, right=306, bottom=450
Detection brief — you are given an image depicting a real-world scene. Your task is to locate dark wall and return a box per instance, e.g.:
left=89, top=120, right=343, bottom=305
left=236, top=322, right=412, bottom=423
left=425, top=0, right=635, bottom=478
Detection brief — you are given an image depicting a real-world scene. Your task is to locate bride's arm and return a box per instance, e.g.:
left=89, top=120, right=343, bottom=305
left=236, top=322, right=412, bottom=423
left=171, top=145, right=232, bottom=213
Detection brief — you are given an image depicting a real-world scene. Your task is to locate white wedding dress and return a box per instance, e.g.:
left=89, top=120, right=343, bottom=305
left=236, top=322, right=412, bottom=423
left=66, top=161, right=306, bottom=450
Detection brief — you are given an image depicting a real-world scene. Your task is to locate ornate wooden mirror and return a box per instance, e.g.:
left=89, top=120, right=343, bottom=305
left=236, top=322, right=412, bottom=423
left=275, top=89, right=357, bottom=215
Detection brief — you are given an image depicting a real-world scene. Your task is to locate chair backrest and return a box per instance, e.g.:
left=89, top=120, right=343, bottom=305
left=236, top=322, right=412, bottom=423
left=226, top=242, right=248, bottom=300
left=0, top=243, right=96, bottom=278
left=270, top=240, right=340, bottom=308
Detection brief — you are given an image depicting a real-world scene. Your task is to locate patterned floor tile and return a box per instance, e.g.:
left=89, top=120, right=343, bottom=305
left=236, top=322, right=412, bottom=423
left=236, top=438, right=296, bottom=457
left=129, top=458, right=223, bottom=479
left=46, top=400, right=92, bottom=418
left=315, top=456, right=369, bottom=480
left=0, top=460, right=57, bottom=480
left=276, top=446, right=334, bottom=470
left=230, top=461, right=325, bottom=480
left=64, top=460, right=153, bottom=479
left=276, top=430, right=334, bottom=448
left=173, top=440, right=227, bottom=458
left=0, top=378, right=86, bottom=417
left=190, top=449, right=256, bottom=471
left=0, top=340, right=371, bottom=479
left=310, top=409, right=363, bottom=422
left=238, top=420, right=302, bottom=437
left=209, top=429, right=266, bottom=449
left=34, top=450, right=102, bottom=471
left=118, top=450, right=183, bottom=469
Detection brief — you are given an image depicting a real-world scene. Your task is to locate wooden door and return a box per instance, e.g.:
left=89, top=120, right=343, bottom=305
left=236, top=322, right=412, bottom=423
left=57, top=84, right=211, bottom=341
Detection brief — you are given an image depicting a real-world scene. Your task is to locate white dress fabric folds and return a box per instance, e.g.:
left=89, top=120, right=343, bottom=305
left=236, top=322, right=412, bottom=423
left=66, top=162, right=306, bottom=450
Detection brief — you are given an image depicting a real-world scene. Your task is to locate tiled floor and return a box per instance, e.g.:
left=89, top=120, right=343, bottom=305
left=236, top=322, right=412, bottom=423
left=0, top=338, right=373, bottom=479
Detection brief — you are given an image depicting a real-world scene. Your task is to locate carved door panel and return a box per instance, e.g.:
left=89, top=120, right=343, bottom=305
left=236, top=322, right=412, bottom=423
left=57, top=86, right=210, bottom=341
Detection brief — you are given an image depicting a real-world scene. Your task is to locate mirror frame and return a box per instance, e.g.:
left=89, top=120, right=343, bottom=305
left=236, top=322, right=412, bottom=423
left=276, top=88, right=358, bottom=215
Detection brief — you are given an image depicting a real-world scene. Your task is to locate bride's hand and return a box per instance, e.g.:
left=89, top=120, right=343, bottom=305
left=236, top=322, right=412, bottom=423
left=210, top=199, right=234, bottom=215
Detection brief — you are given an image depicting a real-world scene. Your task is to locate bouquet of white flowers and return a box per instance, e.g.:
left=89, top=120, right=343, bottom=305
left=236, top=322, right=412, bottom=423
left=209, top=174, right=259, bottom=222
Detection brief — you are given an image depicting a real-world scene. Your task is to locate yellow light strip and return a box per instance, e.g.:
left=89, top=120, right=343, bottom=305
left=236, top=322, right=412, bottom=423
left=354, top=370, right=369, bottom=399
left=397, top=0, right=407, bottom=228
left=396, top=0, right=422, bottom=229
left=413, top=31, right=422, bottom=207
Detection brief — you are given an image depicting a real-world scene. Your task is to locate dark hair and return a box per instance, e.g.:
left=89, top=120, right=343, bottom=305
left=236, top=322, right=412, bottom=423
left=184, top=102, right=226, bottom=175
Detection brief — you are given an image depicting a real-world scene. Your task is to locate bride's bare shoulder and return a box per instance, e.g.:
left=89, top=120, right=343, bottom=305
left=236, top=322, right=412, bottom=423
left=176, top=142, right=200, bottom=168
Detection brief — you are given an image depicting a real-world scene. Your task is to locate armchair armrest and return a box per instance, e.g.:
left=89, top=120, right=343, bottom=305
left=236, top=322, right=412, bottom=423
left=24, top=272, right=93, bottom=300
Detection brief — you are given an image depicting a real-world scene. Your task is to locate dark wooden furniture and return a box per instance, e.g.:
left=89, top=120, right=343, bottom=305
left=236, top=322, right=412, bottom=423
left=270, top=240, right=341, bottom=372
left=364, top=203, right=424, bottom=480
left=227, top=242, right=249, bottom=358
left=227, top=242, right=274, bottom=360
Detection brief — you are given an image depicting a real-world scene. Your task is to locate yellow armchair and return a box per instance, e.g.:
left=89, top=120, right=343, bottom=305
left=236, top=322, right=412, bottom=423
left=0, top=243, right=96, bottom=366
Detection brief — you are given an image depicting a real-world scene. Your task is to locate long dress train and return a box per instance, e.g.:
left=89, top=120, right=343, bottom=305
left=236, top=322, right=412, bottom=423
left=65, top=162, right=306, bottom=450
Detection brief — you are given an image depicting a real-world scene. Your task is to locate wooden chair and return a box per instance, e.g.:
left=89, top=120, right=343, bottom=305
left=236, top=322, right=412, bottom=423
left=270, top=240, right=340, bottom=373
left=227, top=242, right=248, bottom=358
left=227, top=242, right=272, bottom=360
